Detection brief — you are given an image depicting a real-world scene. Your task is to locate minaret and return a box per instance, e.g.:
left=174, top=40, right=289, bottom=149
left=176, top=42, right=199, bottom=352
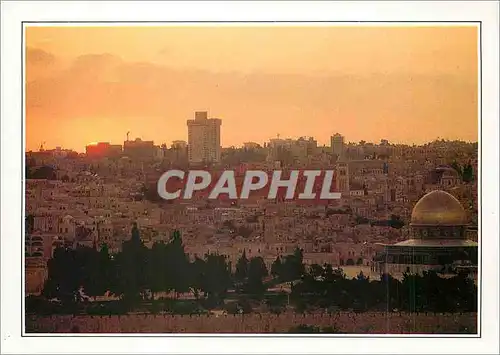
left=335, top=157, right=350, bottom=195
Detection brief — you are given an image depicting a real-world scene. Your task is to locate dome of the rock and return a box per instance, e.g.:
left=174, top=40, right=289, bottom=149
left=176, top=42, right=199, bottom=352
left=411, top=190, right=468, bottom=227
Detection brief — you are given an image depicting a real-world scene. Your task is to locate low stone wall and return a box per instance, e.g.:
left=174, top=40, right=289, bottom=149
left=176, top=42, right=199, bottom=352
left=26, top=312, right=477, bottom=334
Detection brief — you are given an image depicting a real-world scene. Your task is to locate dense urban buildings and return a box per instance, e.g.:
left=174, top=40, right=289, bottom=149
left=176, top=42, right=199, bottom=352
left=24, top=129, right=479, bottom=336
left=123, top=138, right=156, bottom=160
left=24, top=130, right=480, bottom=335
left=25, top=132, right=479, bottom=297
left=22, top=101, right=480, bottom=335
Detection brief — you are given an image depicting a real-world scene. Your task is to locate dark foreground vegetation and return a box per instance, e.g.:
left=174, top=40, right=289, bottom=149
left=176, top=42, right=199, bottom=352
left=27, top=226, right=477, bottom=318
left=25, top=146, right=478, bottom=333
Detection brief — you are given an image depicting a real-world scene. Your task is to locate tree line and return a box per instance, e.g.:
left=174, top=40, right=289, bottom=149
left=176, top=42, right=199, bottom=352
left=290, top=265, right=477, bottom=313
left=32, top=225, right=477, bottom=315
left=26, top=165, right=57, bottom=180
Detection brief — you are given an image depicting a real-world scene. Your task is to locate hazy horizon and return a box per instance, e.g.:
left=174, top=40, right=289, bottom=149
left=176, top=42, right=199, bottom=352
left=26, top=25, right=479, bottom=152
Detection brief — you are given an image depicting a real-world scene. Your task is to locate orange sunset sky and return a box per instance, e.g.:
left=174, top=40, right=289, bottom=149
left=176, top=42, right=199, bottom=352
left=26, top=25, right=478, bottom=152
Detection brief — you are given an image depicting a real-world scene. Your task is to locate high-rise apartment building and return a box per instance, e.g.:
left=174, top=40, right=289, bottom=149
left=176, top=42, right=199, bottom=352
left=331, top=133, right=345, bottom=158
left=187, top=111, right=222, bottom=164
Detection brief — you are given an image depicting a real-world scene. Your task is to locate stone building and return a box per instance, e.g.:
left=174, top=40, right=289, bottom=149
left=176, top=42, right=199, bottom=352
left=373, top=190, right=478, bottom=279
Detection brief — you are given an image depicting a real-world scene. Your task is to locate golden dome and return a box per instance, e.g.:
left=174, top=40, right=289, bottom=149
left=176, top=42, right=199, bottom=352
left=411, top=190, right=468, bottom=226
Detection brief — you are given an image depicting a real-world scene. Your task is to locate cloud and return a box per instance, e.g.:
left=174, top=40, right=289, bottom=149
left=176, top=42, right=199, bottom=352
left=26, top=47, right=55, bottom=65
left=26, top=47, right=59, bottom=82
left=25, top=50, right=478, bottom=150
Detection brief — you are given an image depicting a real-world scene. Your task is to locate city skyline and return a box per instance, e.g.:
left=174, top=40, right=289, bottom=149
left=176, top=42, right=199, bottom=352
left=26, top=25, right=478, bottom=152
left=31, top=133, right=478, bottom=154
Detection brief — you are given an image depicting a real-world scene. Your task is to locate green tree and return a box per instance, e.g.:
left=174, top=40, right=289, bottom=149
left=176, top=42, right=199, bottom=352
left=309, top=264, right=324, bottom=279
left=389, top=214, right=405, bottom=229
left=288, top=324, right=320, bottom=333
left=190, top=256, right=206, bottom=300
left=245, top=256, right=268, bottom=295
left=462, top=163, right=474, bottom=182
left=110, top=223, right=149, bottom=305
left=234, top=250, right=249, bottom=282
left=30, top=166, right=57, bottom=180
left=42, top=247, right=82, bottom=304
left=281, top=247, right=306, bottom=282
left=148, top=241, right=168, bottom=300
left=270, top=256, right=283, bottom=279
left=202, top=253, right=232, bottom=305
left=322, top=325, right=342, bottom=333
left=167, top=230, right=191, bottom=297
left=80, top=245, right=107, bottom=300
left=451, top=161, right=463, bottom=175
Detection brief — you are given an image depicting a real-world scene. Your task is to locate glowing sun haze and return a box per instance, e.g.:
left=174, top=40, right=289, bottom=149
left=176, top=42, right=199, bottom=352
left=25, top=25, right=478, bottom=152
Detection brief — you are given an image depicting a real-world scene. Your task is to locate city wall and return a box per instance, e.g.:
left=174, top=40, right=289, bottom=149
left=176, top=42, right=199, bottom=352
left=26, top=312, right=477, bottom=334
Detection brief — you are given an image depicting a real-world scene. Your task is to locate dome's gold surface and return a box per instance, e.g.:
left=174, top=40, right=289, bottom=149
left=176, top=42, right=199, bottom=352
left=411, top=190, right=467, bottom=226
